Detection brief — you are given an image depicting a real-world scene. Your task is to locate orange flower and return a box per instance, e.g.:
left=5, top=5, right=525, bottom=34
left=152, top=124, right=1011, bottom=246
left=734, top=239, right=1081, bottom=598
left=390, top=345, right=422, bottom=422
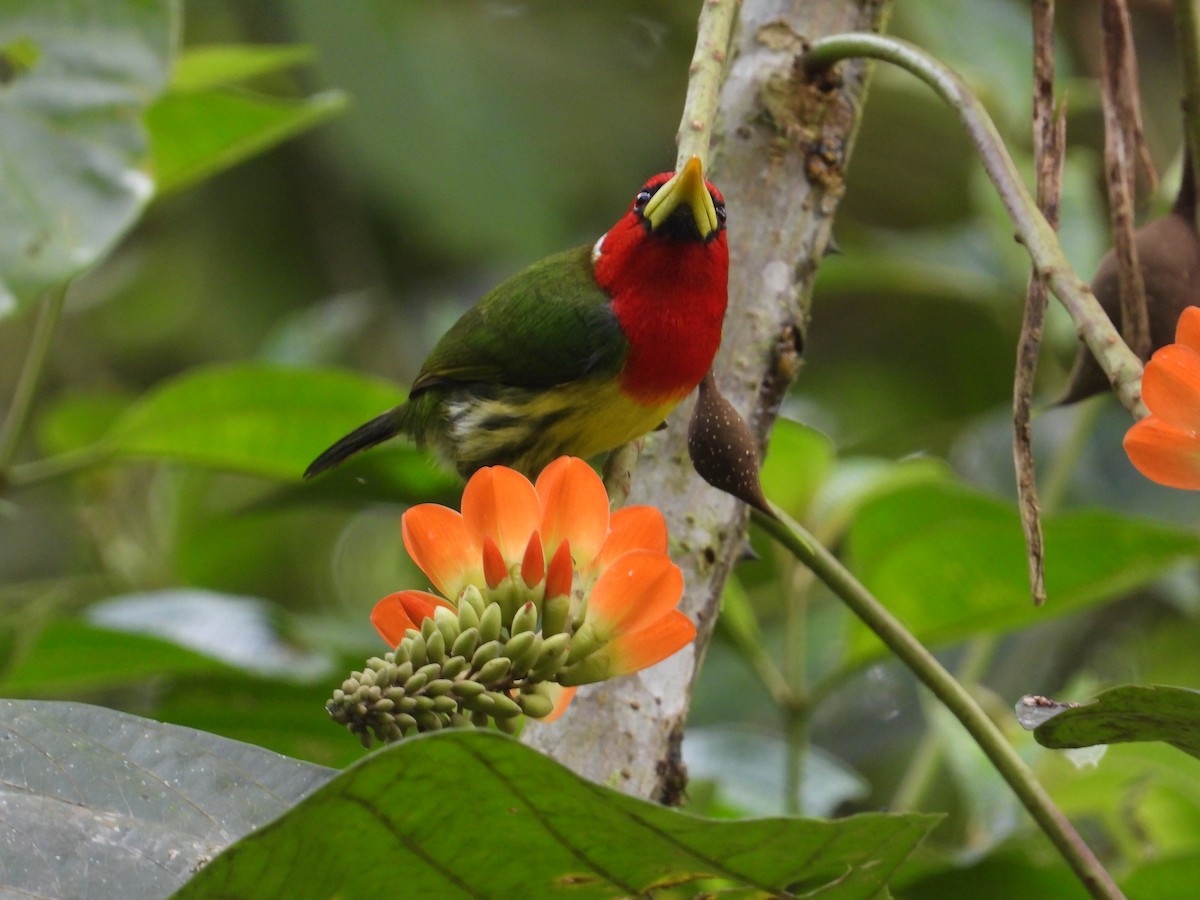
left=370, top=456, right=696, bottom=719
left=1125, top=306, right=1200, bottom=489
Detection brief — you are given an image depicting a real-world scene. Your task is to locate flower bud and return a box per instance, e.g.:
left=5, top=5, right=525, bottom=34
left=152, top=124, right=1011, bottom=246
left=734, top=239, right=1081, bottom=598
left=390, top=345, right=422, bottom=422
left=470, top=639, right=502, bottom=670
left=541, top=594, right=571, bottom=638
left=457, top=598, right=481, bottom=631
left=407, top=635, right=428, bottom=668
left=503, top=630, right=537, bottom=667
left=487, top=692, right=523, bottom=719
left=565, top=621, right=603, bottom=665
left=384, top=686, right=407, bottom=704
left=414, top=710, right=444, bottom=731
left=392, top=642, right=411, bottom=665
left=495, top=713, right=521, bottom=735
left=459, top=584, right=486, bottom=619
left=441, top=654, right=468, bottom=680
left=462, top=692, right=495, bottom=714
left=479, top=602, right=503, bottom=644
left=403, top=671, right=429, bottom=694
left=529, top=633, right=571, bottom=681
left=453, top=679, right=486, bottom=699
left=425, top=678, right=454, bottom=697
left=476, top=656, right=512, bottom=685
left=509, top=635, right=543, bottom=679
left=557, top=650, right=613, bottom=687
left=420, top=616, right=438, bottom=641
left=510, top=601, right=538, bottom=635
left=425, top=628, right=446, bottom=664
left=451, top=626, right=480, bottom=660
left=516, top=690, right=555, bottom=719
left=416, top=662, right=441, bottom=682
left=434, top=605, right=461, bottom=647
left=432, top=695, right=460, bottom=714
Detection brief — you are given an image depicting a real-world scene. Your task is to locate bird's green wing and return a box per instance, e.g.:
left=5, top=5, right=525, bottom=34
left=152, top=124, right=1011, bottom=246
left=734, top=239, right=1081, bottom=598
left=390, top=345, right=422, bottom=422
left=410, top=245, right=627, bottom=394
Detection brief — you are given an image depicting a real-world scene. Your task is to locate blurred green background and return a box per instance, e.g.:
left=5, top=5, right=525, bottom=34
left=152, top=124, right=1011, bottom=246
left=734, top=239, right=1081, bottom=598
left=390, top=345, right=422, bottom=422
left=3, top=1, right=1200, bottom=895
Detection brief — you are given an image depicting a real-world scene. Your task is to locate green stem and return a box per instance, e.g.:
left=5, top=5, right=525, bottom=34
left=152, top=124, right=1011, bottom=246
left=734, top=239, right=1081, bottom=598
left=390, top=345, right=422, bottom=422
left=752, top=505, right=1124, bottom=900
left=0, top=285, right=67, bottom=483
left=803, top=34, right=1146, bottom=419
left=781, top=568, right=810, bottom=816
left=675, top=0, right=739, bottom=169
left=1174, top=0, right=1200, bottom=217
left=6, top=444, right=112, bottom=488
left=782, top=697, right=809, bottom=816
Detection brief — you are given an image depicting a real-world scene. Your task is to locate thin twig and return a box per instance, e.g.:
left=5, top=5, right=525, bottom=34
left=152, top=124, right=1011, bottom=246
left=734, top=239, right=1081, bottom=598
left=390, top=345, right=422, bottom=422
left=676, top=0, right=740, bottom=169
left=1014, top=0, right=1065, bottom=607
left=753, top=505, right=1125, bottom=900
left=1173, top=0, right=1200, bottom=226
left=605, top=0, right=740, bottom=498
left=803, top=33, right=1147, bottom=418
left=1100, top=0, right=1153, bottom=360
left=0, top=285, right=68, bottom=486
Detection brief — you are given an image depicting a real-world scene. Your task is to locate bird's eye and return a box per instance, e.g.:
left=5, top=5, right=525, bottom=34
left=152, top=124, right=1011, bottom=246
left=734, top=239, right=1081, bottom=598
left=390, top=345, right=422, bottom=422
left=715, top=200, right=727, bottom=226
left=634, top=189, right=653, bottom=210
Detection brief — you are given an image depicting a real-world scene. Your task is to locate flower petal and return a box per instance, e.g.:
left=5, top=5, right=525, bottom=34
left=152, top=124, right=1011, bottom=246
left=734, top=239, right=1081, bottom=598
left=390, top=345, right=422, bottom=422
left=1142, top=344, right=1200, bottom=430
left=1176, top=306, right=1200, bottom=354
left=401, top=504, right=477, bottom=598
left=521, top=530, right=545, bottom=588
left=591, top=505, right=668, bottom=574
left=371, top=590, right=452, bottom=647
left=540, top=684, right=577, bottom=723
left=588, top=549, right=684, bottom=639
left=605, top=610, right=697, bottom=677
left=482, top=535, right=507, bottom=588
left=461, top=466, right=541, bottom=562
left=545, top=539, right=573, bottom=600
left=536, top=457, right=610, bottom=567
left=1124, top=415, right=1200, bottom=489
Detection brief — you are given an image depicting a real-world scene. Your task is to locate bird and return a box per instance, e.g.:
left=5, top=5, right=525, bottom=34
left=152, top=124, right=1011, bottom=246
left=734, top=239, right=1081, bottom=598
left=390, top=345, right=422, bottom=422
left=1059, top=154, right=1200, bottom=404
left=304, top=155, right=729, bottom=480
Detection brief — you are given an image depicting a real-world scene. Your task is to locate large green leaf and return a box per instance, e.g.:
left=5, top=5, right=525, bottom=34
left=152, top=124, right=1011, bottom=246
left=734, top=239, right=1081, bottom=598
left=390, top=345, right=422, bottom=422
left=169, top=44, right=316, bottom=92
left=0, top=620, right=227, bottom=696
left=0, top=700, right=334, bottom=900
left=176, top=729, right=937, bottom=899
left=1121, top=851, right=1200, bottom=900
left=1021, top=685, right=1200, bottom=761
left=103, top=364, right=409, bottom=480
left=147, top=85, right=346, bottom=196
left=845, top=482, right=1200, bottom=666
left=0, top=0, right=175, bottom=312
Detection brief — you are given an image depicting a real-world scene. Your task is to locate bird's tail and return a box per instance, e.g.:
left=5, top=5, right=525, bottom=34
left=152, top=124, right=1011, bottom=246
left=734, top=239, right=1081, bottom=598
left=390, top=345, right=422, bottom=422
left=303, top=406, right=407, bottom=479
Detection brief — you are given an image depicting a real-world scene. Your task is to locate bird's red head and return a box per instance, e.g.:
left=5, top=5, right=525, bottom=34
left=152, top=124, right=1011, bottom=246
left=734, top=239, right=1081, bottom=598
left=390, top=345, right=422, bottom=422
left=593, top=156, right=730, bottom=405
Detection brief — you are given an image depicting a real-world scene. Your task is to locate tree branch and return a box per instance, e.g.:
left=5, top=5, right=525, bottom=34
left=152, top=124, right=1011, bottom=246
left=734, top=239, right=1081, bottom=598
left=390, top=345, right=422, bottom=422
left=522, top=0, right=890, bottom=800
left=804, top=33, right=1148, bottom=418
left=753, top=507, right=1125, bottom=900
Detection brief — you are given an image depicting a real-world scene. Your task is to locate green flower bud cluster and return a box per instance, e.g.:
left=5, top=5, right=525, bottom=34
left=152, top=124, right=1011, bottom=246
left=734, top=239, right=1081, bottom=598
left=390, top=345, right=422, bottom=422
left=328, top=582, right=575, bottom=747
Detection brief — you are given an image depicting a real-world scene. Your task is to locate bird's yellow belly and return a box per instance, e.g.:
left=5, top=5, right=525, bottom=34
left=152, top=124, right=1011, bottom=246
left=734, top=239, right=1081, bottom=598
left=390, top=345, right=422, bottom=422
left=440, top=378, right=680, bottom=477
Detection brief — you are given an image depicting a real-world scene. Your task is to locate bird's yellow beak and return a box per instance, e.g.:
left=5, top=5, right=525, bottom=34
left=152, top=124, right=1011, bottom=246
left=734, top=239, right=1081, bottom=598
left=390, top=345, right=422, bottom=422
left=643, top=155, right=719, bottom=239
